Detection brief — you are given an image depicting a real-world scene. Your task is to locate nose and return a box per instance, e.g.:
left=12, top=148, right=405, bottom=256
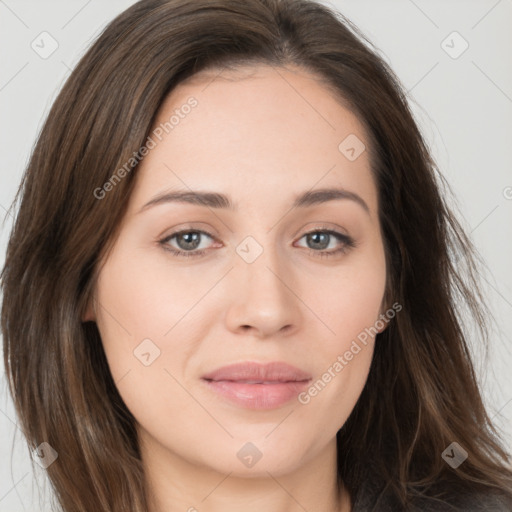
left=224, top=242, right=303, bottom=338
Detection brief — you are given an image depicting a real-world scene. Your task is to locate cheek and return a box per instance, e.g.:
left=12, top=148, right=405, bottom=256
left=93, top=250, right=199, bottom=438
left=94, top=245, right=213, bottom=360
left=313, top=251, right=387, bottom=349
left=297, top=248, right=385, bottom=420
left=93, top=242, right=226, bottom=430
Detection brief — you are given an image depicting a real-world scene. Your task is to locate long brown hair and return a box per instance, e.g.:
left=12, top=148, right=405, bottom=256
left=2, top=0, right=511, bottom=510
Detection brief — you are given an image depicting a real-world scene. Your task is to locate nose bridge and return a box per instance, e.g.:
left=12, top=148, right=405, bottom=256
left=236, top=232, right=288, bottom=298
left=224, top=231, right=302, bottom=336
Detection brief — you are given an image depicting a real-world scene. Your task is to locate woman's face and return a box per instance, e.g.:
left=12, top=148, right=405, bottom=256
left=88, top=64, right=387, bottom=478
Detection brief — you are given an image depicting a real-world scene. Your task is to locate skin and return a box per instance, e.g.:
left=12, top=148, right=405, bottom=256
left=84, top=63, right=388, bottom=512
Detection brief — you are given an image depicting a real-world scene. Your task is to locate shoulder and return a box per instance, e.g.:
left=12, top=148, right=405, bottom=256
left=351, top=477, right=512, bottom=511
left=440, top=487, right=512, bottom=511
left=410, top=488, right=512, bottom=511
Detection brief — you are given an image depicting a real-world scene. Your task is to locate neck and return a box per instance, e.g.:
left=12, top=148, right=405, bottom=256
left=141, top=434, right=351, bottom=512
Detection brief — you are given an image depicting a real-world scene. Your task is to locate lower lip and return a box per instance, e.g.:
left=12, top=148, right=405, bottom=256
left=202, top=379, right=311, bottom=409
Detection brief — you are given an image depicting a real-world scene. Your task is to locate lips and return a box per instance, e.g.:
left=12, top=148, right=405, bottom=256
left=201, top=361, right=312, bottom=410
left=201, top=361, right=312, bottom=383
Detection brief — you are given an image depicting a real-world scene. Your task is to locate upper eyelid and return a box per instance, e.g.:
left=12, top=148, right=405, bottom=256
left=162, top=228, right=215, bottom=241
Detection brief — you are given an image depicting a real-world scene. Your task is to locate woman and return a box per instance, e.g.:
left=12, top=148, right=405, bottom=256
left=2, top=0, right=511, bottom=510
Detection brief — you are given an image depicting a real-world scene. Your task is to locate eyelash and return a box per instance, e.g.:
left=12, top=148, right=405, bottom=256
left=159, top=227, right=356, bottom=259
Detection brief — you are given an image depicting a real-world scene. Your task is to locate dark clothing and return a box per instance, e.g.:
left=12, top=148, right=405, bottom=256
left=351, top=475, right=512, bottom=511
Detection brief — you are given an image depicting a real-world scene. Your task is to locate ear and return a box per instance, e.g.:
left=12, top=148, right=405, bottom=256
left=82, top=296, right=96, bottom=323
left=375, top=296, right=391, bottom=334
left=376, top=312, right=389, bottom=334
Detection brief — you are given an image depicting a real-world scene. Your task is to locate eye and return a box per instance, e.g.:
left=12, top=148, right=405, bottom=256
left=295, top=229, right=356, bottom=258
left=159, top=229, right=217, bottom=258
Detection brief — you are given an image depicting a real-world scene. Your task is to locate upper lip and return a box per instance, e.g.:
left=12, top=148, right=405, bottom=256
left=201, top=361, right=312, bottom=383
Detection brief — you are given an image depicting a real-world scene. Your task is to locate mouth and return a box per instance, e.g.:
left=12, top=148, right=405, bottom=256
left=200, top=361, right=312, bottom=410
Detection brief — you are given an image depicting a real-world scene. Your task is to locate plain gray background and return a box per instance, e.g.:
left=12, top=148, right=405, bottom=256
left=1, top=0, right=511, bottom=510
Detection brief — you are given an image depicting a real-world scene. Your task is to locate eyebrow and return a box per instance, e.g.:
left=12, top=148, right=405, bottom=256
left=138, top=187, right=370, bottom=215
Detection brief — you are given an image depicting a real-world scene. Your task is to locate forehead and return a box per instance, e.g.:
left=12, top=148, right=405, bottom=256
left=129, top=63, right=377, bottom=216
